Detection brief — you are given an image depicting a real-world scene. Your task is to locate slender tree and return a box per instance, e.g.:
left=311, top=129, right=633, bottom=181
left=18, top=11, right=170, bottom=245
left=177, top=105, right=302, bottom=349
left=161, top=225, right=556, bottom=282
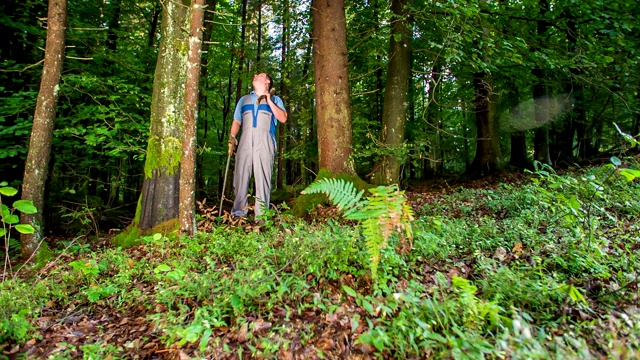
left=373, top=0, right=413, bottom=185
left=20, top=0, right=68, bottom=260
left=532, top=0, right=552, bottom=165
left=179, top=0, right=205, bottom=235
left=234, top=0, right=248, bottom=104
left=276, top=0, right=289, bottom=189
left=312, top=0, right=354, bottom=175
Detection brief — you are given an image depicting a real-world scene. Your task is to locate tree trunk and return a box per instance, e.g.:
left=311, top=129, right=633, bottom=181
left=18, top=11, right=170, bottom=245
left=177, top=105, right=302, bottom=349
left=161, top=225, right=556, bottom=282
left=373, top=0, right=412, bottom=185
left=469, top=72, right=502, bottom=174
left=256, top=2, right=262, bottom=67
left=148, top=0, right=162, bottom=47
left=136, top=0, right=189, bottom=231
left=106, top=0, right=121, bottom=52
left=19, top=0, right=67, bottom=260
left=532, top=0, right=552, bottom=165
left=276, top=0, right=289, bottom=189
left=312, top=0, right=354, bottom=175
left=509, top=132, right=529, bottom=168
left=532, top=80, right=552, bottom=165
left=179, top=0, right=205, bottom=235
left=234, top=0, right=248, bottom=104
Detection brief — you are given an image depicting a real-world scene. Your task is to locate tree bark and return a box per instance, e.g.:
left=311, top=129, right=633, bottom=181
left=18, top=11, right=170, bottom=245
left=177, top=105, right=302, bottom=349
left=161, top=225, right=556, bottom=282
left=179, top=0, right=205, bottom=235
left=137, top=0, right=189, bottom=230
left=312, top=0, right=354, bottom=175
left=276, top=0, right=289, bottom=189
left=532, top=0, right=552, bottom=165
left=148, top=0, right=162, bottom=47
left=256, top=2, right=262, bottom=67
left=373, top=0, right=412, bottom=185
left=234, top=0, right=248, bottom=104
left=509, top=132, right=530, bottom=168
left=20, top=0, right=67, bottom=260
left=469, top=72, right=502, bottom=174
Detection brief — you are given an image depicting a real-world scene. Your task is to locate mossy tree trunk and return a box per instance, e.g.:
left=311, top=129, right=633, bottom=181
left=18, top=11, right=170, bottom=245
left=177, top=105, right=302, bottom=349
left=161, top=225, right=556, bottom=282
left=373, top=0, right=412, bottom=185
left=137, top=0, right=189, bottom=232
left=312, top=0, right=354, bottom=175
left=179, top=0, right=205, bottom=235
left=20, top=0, right=67, bottom=261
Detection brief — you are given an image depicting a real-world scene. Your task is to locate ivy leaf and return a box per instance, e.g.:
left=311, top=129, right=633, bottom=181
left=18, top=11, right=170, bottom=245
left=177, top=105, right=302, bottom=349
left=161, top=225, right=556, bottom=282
left=361, top=298, right=375, bottom=315
left=0, top=187, right=18, bottom=196
left=15, top=224, right=35, bottom=234
left=619, top=168, right=640, bottom=182
left=230, top=294, right=243, bottom=310
left=3, top=214, right=19, bottom=225
left=610, top=156, right=622, bottom=166
left=342, top=285, right=358, bottom=298
left=154, top=264, right=171, bottom=273
left=13, top=200, right=37, bottom=214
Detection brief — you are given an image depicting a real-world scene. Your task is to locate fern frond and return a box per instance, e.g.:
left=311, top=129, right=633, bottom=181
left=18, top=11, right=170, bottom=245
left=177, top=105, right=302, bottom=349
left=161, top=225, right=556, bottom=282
left=301, top=178, right=365, bottom=213
left=302, top=178, right=415, bottom=282
left=363, top=218, right=385, bottom=280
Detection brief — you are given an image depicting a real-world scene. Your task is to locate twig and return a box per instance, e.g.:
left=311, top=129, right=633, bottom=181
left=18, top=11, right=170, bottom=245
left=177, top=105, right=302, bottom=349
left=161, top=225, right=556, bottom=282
left=0, top=59, right=45, bottom=73
left=36, top=236, right=84, bottom=276
left=12, top=237, right=47, bottom=280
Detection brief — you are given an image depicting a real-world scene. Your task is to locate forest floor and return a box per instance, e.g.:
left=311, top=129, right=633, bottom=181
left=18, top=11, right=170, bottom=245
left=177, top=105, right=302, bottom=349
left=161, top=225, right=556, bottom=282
left=2, top=164, right=639, bottom=359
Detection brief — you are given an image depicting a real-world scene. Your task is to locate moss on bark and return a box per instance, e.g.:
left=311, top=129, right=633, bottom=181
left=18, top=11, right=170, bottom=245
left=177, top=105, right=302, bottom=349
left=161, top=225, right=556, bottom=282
left=112, top=218, right=179, bottom=248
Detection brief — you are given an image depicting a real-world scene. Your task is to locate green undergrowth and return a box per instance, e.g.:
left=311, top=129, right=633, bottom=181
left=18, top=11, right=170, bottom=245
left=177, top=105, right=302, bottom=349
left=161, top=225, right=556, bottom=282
left=1, top=162, right=639, bottom=358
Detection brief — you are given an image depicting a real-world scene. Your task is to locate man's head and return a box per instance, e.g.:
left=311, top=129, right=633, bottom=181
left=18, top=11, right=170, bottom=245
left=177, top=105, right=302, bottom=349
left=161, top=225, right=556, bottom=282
left=252, top=73, right=272, bottom=94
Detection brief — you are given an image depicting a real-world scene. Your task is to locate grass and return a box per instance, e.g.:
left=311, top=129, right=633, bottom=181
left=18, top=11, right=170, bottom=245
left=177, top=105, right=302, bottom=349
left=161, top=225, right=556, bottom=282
left=1, top=162, right=639, bottom=359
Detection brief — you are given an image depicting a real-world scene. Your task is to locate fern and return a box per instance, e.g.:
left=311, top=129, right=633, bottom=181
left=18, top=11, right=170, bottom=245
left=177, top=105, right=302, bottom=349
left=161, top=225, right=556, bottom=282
left=301, top=177, right=365, bottom=214
left=302, top=178, right=414, bottom=281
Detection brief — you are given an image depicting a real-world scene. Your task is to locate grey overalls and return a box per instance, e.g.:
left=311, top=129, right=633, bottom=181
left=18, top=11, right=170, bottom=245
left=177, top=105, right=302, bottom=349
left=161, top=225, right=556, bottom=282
left=231, top=94, right=279, bottom=217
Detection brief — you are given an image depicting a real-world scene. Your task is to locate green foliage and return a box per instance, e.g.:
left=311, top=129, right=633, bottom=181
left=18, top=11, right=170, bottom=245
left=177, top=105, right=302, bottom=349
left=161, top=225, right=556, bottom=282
left=1, top=182, right=38, bottom=265
left=302, top=178, right=413, bottom=282
left=1, top=162, right=638, bottom=358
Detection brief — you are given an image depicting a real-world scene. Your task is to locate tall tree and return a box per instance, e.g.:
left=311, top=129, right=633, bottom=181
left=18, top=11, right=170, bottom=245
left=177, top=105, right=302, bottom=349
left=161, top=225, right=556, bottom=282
left=179, top=0, right=205, bottom=235
left=312, top=0, right=354, bottom=175
left=234, top=0, right=248, bottom=104
left=276, top=0, right=289, bottom=189
left=128, top=0, right=189, bottom=234
left=469, top=71, right=502, bottom=173
left=373, top=0, right=413, bottom=185
left=20, top=0, right=68, bottom=260
left=532, top=0, right=552, bottom=165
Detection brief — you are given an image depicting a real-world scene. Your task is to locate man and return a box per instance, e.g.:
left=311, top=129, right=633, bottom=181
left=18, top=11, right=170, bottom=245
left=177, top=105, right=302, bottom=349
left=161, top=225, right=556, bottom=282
left=228, top=73, right=287, bottom=221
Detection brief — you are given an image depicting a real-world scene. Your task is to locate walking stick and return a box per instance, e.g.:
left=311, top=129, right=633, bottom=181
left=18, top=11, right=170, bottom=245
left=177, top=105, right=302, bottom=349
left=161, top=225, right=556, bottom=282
left=219, top=150, right=232, bottom=217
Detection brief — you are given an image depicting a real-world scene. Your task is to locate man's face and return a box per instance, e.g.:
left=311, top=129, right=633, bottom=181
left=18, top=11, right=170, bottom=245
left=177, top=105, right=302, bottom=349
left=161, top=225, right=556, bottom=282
left=252, top=73, right=270, bottom=93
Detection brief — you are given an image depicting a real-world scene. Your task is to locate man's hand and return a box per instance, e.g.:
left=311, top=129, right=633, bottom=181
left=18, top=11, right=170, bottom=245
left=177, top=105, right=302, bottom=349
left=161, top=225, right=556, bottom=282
left=228, top=135, right=238, bottom=155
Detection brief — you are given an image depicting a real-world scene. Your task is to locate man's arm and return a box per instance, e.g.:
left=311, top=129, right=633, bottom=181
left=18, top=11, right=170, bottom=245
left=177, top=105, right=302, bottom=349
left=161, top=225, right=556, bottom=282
left=228, top=97, right=244, bottom=154
left=266, top=94, right=288, bottom=123
left=230, top=120, right=241, bottom=138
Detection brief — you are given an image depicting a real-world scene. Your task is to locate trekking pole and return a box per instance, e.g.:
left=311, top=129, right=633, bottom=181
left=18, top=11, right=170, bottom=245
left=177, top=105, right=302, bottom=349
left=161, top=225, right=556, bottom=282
left=219, top=150, right=232, bottom=217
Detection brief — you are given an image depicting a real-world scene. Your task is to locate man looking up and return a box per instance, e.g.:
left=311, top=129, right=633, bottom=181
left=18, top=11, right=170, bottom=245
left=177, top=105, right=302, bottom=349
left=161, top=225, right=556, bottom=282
left=228, top=73, right=287, bottom=222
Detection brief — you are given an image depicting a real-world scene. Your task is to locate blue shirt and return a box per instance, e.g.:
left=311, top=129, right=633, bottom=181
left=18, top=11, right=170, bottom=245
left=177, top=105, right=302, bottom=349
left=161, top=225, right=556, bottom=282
left=233, top=91, right=286, bottom=123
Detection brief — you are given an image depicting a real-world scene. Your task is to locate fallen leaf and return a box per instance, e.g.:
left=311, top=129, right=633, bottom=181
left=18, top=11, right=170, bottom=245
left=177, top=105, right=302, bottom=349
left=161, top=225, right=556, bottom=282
left=252, top=319, right=272, bottom=333
left=512, top=242, right=524, bottom=256
left=237, top=323, right=248, bottom=343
